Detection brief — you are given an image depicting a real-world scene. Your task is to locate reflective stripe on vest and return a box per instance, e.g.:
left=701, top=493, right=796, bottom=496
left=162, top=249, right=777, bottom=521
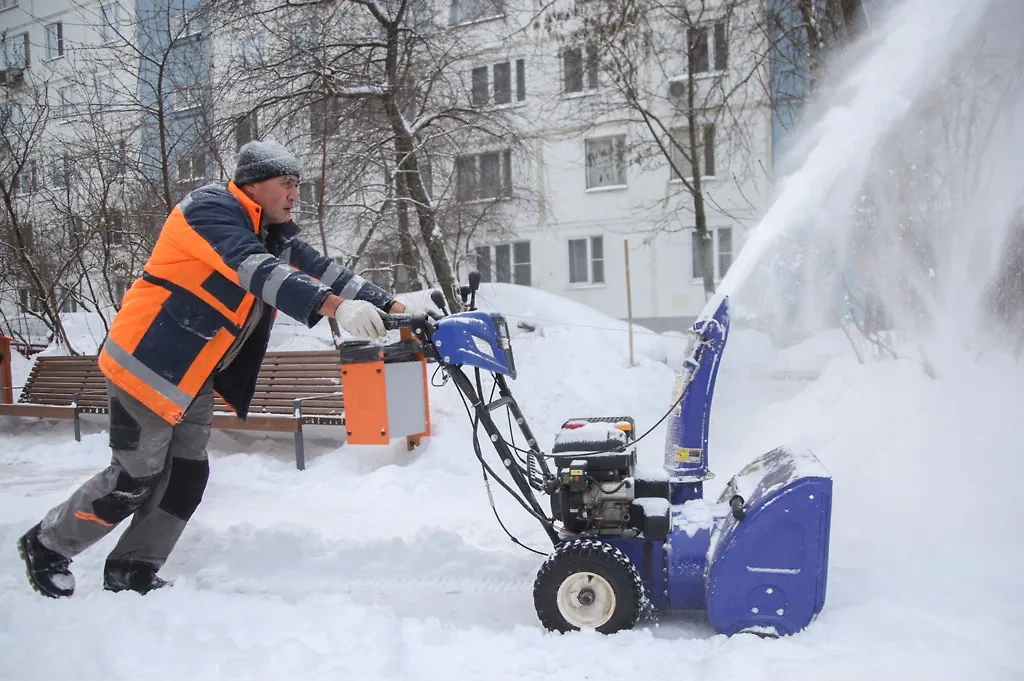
left=102, top=337, right=194, bottom=413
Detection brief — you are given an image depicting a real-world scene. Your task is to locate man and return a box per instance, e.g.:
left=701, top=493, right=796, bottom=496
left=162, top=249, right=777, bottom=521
left=17, top=140, right=424, bottom=598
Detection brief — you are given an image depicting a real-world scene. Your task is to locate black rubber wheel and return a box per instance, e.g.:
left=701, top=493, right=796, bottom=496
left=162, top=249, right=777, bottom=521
left=533, top=538, right=646, bottom=634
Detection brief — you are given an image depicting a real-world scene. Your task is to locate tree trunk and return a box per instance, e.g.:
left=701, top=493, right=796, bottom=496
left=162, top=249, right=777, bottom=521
left=315, top=135, right=341, bottom=341
left=797, top=0, right=822, bottom=89
left=393, top=150, right=423, bottom=293
left=685, top=65, right=715, bottom=298
left=383, top=27, right=461, bottom=312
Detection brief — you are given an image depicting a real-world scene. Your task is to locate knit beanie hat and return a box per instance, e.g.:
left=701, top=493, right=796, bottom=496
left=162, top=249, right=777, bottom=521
left=233, top=140, right=302, bottom=185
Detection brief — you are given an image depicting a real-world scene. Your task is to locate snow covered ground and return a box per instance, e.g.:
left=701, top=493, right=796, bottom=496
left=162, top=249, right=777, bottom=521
left=1, top=283, right=1022, bottom=680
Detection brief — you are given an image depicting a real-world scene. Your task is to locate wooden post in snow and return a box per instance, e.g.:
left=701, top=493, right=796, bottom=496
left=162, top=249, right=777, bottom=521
left=624, top=239, right=635, bottom=367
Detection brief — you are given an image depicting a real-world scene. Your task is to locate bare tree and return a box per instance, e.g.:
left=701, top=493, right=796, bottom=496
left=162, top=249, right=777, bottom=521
left=213, top=0, right=537, bottom=312
left=0, top=72, right=80, bottom=352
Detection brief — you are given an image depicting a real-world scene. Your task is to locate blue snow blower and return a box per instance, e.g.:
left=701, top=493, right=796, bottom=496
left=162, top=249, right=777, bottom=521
left=375, top=273, right=833, bottom=637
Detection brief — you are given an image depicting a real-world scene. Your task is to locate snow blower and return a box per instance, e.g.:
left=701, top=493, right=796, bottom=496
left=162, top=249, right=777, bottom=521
left=348, top=273, right=833, bottom=637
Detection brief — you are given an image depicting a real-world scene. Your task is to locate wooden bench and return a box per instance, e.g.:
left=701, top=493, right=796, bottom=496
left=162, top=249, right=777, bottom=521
left=0, top=350, right=350, bottom=470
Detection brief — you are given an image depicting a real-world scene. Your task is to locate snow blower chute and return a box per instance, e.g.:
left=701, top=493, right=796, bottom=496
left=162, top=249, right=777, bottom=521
left=364, top=273, right=833, bottom=637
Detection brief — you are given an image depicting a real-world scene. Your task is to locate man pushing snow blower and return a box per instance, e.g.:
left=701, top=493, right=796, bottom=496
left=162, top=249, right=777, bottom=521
left=16, top=140, right=433, bottom=599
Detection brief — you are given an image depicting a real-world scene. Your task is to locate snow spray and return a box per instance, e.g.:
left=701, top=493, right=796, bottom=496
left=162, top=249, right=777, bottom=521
left=701, top=0, right=1024, bottom=353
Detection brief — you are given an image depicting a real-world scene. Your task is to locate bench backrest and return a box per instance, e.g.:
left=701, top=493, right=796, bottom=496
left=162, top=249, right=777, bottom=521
left=18, top=350, right=345, bottom=417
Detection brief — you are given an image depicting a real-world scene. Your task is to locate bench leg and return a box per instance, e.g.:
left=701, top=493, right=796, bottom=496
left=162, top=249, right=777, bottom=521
left=294, top=422, right=305, bottom=471
left=72, top=392, right=81, bottom=443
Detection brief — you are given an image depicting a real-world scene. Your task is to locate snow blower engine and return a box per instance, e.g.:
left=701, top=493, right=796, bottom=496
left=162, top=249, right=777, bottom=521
left=370, top=273, right=833, bottom=638
left=549, top=418, right=670, bottom=542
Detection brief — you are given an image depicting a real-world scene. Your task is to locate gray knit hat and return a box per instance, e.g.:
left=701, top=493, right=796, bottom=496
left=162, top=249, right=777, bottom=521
left=233, top=140, right=302, bottom=185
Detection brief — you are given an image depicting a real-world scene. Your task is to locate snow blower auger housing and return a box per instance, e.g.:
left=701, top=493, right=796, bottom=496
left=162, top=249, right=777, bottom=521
left=375, top=274, right=833, bottom=638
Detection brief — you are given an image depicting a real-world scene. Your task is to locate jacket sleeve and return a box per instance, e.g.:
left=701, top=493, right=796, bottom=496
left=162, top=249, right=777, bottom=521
left=280, top=233, right=397, bottom=311
left=173, top=196, right=332, bottom=328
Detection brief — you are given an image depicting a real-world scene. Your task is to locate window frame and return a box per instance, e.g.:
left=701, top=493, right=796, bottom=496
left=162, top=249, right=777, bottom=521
left=584, top=134, right=627, bottom=191
left=44, top=22, right=64, bottom=61
left=470, top=58, right=526, bottom=107
left=690, top=227, right=733, bottom=281
left=687, top=20, right=728, bottom=76
left=454, top=149, right=513, bottom=203
left=669, top=124, right=716, bottom=181
left=13, top=159, right=39, bottom=196
left=99, top=3, right=123, bottom=44
left=562, top=43, right=599, bottom=96
left=475, top=240, right=531, bottom=285
left=176, top=153, right=206, bottom=182
left=567, top=235, right=605, bottom=287
left=450, top=0, right=504, bottom=26
left=2, top=31, right=30, bottom=69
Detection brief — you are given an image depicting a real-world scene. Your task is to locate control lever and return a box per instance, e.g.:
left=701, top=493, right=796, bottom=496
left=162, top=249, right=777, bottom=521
left=429, top=289, right=449, bottom=316
left=468, top=271, right=481, bottom=311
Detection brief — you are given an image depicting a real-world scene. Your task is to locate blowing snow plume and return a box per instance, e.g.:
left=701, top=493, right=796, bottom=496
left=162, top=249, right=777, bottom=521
left=708, top=0, right=1024, bottom=364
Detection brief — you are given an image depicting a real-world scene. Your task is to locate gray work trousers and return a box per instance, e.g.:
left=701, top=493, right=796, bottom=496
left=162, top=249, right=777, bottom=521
left=37, top=378, right=214, bottom=568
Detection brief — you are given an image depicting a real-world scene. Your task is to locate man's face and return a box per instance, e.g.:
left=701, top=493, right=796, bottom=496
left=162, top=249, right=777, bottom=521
left=244, top=175, right=299, bottom=225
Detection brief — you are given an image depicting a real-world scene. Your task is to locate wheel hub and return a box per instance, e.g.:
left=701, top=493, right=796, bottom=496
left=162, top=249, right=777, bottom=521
left=556, top=571, right=616, bottom=629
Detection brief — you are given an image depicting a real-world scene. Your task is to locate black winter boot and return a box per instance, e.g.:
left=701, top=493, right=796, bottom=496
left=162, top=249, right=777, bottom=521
left=103, top=559, right=170, bottom=595
left=17, top=523, right=75, bottom=598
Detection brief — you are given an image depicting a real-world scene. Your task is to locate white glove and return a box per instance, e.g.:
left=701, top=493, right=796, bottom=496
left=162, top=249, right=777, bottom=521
left=334, top=299, right=386, bottom=340
left=402, top=304, right=443, bottom=320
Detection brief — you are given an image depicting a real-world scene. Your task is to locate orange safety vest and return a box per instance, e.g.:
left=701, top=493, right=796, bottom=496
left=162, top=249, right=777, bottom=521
left=100, top=182, right=272, bottom=424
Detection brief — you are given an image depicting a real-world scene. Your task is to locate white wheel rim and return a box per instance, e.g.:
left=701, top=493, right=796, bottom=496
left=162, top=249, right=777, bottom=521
left=556, top=571, right=617, bottom=629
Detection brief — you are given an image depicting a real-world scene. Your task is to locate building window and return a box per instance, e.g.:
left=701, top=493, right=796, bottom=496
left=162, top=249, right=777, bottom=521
left=310, top=97, right=341, bottom=139
left=688, top=21, right=727, bottom=74
left=100, top=3, right=122, bottom=43
left=563, top=44, right=598, bottom=94
left=297, top=181, right=321, bottom=220
left=58, top=287, right=78, bottom=313
left=450, top=0, right=503, bottom=25
left=104, top=211, right=125, bottom=245
left=177, top=154, right=205, bottom=181
left=45, top=23, right=64, bottom=60
left=170, top=6, right=201, bottom=39
left=170, top=86, right=201, bottom=112
left=51, top=152, right=72, bottom=187
left=105, top=139, right=127, bottom=177
left=670, top=125, right=715, bottom=180
left=470, top=59, right=525, bottom=106
left=18, top=287, right=43, bottom=313
left=235, top=111, right=257, bottom=149
left=717, top=226, right=732, bottom=277
left=568, top=236, right=604, bottom=285
left=691, top=227, right=732, bottom=279
left=361, top=249, right=396, bottom=289
left=239, top=35, right=263, bottom=68
left=585, top=135, right=626, bottom=189
left=96, top=75, right=117, bottom=107
left=2, top=32, right=29, bottom=69
left=476, top=241, right=530, bottom=285
left=13, top=160, right=38, bottom=195
left=55, top=85, right=75, bottom=119
left=455, top=150, right=512, bottom=202
left=14, top=222, right=33, bottom=258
